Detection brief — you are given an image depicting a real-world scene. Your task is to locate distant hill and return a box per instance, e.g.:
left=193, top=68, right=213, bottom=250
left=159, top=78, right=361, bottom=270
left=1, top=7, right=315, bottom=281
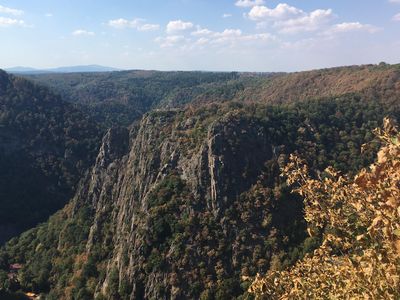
left=235, top=64, right=400, bottom=106
left=49, top=65, right=121, bottom=73
left=23, top=64, right=400, bottom=128
left=24, top=70, right=257, bottom=126
left=4, top=66, right=40, bottom=73
left=5, top=64, right=120, bottom=74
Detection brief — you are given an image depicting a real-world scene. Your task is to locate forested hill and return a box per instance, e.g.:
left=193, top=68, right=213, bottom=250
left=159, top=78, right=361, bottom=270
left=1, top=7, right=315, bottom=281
left=1, top=92, right=399, bottom=298
left=24, top=71, right=265, bottom=127
left=0, top=70, right=102, bottom=244
left=0, top=64, right=399, bottom=299
left=24, top=64, right=400, bottom=128
left=0, top=63, right=399, bottom=244
left=235, top=63, right=400, bottom=105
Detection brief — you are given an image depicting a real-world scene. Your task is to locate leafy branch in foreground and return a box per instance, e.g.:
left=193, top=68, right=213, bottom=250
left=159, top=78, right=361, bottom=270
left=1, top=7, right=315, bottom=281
left=247, top=118, right=400, bottom=299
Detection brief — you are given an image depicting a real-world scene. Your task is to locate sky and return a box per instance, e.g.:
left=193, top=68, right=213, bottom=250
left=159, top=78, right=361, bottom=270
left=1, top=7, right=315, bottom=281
left=0, top=0, right=399, bottom=72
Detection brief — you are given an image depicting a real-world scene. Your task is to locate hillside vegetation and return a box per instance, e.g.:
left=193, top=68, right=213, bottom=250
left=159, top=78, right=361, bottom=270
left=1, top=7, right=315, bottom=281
left=25, top=71, right=263, bottom=127
left=0, top=64, right=399, bottom=299
left=3, top=64, right=398, bottom=244
left=0, top=70, right=102, bottom=243
left=237, top=64, right=400, bottom=106
left=0, top=94, right=398, bottom=299
left=25, top=64, right=400, bottom=128
left=249, top=118, right=400, bottom=299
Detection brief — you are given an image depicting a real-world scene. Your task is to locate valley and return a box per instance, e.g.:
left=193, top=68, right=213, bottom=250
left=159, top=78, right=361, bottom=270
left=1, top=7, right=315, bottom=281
left=0, top=64, right=399, bottom=299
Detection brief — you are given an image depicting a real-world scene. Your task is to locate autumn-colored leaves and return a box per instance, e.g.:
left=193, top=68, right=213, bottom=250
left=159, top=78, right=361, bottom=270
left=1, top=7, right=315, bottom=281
left=248, top=118, right=400, bottom=299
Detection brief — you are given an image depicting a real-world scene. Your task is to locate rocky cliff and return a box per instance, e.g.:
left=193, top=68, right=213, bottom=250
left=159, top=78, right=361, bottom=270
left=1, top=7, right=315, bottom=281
left=71, top=109, right=292, bottom=299
left=1, top=81, right=396, bottom=299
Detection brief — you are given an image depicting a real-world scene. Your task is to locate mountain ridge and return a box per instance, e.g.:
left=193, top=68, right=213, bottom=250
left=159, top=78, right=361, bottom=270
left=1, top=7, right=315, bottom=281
left=0, top=64, right=400, bottom=299
left=1, top=94, right=397, bottom=298
left=5, top=65, right=121, bottom=74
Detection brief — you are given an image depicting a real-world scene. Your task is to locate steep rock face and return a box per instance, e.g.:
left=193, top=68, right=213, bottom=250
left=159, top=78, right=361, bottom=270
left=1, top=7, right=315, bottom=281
left=200, top=114, right=272, bottom=214
left=3, top=95, right=394, bottom=299
left=72, top=111, right=280, bottom=299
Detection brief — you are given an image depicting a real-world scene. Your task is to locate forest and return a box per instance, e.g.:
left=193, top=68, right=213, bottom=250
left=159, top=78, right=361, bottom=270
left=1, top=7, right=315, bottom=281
left=0, top=63, right=399, bottom=299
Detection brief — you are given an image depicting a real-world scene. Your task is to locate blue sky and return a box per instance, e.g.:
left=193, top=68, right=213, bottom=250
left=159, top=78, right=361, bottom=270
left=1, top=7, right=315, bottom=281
left=0, top=0, right=399, bottom=71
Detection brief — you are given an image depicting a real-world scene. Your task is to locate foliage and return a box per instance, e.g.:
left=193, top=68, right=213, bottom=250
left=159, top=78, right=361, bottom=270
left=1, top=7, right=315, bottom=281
left=0, top=70, right=102, bottom=243
left=1, top=65, right=400, bottom=298
left=248, top=118, right=400, bottom=299
left=25, top=71, right=257, bottom=127
left=1, top=94, right=398, bottom=299
left=239, top=64, right=400, bottom=109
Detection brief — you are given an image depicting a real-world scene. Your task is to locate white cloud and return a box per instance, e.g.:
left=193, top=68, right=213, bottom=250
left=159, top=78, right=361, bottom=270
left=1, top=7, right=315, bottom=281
left=156, top=23, right=276, bottom=52
left=393, top=13, right=400, bottom=21
left=0, top=5, right=23, bottom=16
left=247, top=4, right=304, bottom=21
left=276, top=9, right=334, bottom=34
left=166, top=20, right=194, bottom=34
left=72, top=29, right=95, bottom=36
left=246, top=4, right=335, bottom=34
left=190, top=27, right=275, bottom=48
left=222, top=13, right=232, bottom=18
left=281, top=38, right=317, bottom=50
left=247, top=4, right=380, bottom=36
left=0, top=17, right=25, bottom=27
left=235, top=0, right=265, bottom=8
left=155, top=35, right=186, bottom=48
left=108, top=18, right=160, bottom=31
left=108, top=18, right=131, bottom=28
left=389, top=0, right=400, bottom=3
left=45, top=13, right=53, bottom=17
left=328, top=22, right=381, bottom=34
left=191, top=27, right=241, bottom=40
left=213, top=29, right=242, bottom=42
left=191, top=27, right=214, bottom=36
left=138, top=23, right=160, bottom=31
left=195, top=37, right=210, bottom=46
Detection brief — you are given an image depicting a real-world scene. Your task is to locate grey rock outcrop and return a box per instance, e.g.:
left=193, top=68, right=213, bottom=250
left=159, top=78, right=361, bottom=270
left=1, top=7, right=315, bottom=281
left=66, top=110, right=276, bottom=299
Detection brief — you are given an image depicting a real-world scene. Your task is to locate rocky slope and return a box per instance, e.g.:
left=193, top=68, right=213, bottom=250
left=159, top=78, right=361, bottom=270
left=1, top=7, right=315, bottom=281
left=2, top=91, right=397, bottom=299
left=5, top=62, right=397, bottom=245
left=1, top=64, right=400, bottom=299
left=61, top=109, right=297, bottom=299
left=89, top=110, right=283, bottom=297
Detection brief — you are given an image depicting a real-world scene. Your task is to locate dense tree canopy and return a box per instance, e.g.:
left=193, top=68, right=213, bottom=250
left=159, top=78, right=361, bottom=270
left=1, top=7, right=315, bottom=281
left=0, top=64, right=399, bottom=298
left=0, top=70, right=102, bottom=243
left=249, top=118, right=400, bottom=299
left=1, top=93, right=398, bottom=299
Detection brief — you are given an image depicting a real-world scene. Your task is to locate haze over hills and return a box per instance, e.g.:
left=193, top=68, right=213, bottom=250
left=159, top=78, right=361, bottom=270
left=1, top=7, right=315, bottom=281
left=5, top=65, right=121, bottom=74
left=0, top=63, right=399, bottom=299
